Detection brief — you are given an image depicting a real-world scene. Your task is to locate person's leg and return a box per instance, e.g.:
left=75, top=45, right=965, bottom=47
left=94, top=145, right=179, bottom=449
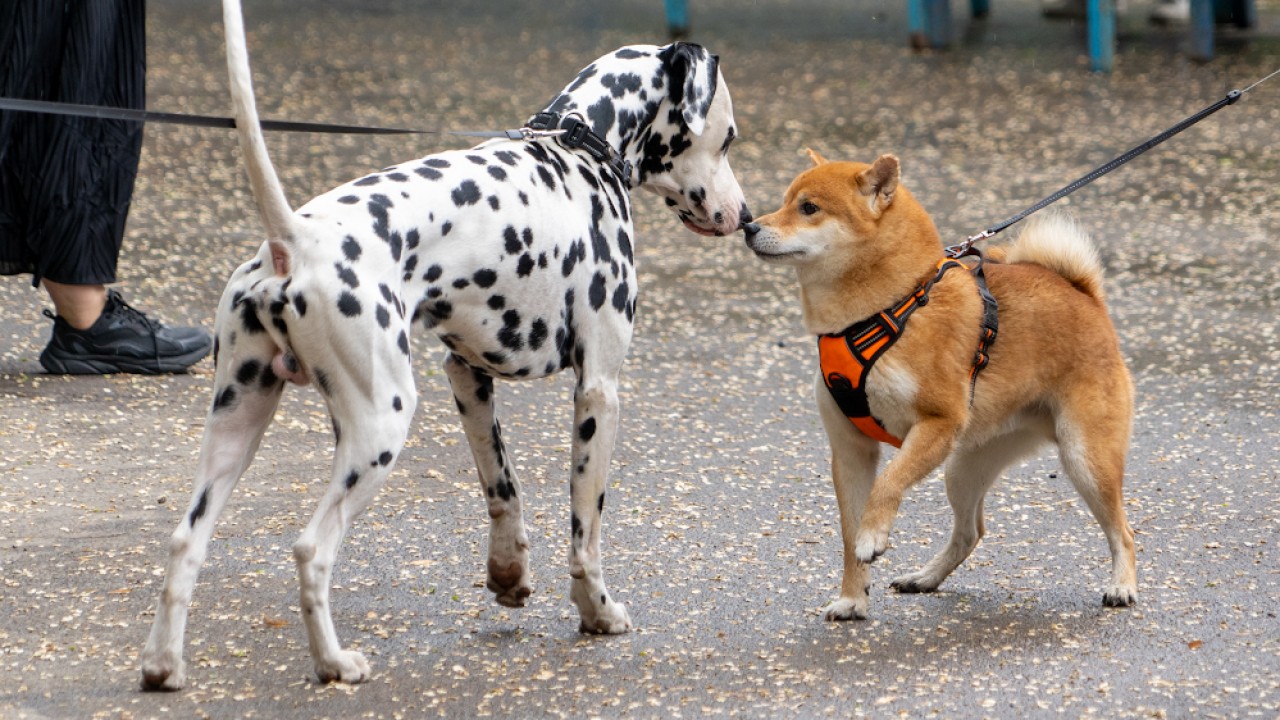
left=41, top=280, right=108, bottom=330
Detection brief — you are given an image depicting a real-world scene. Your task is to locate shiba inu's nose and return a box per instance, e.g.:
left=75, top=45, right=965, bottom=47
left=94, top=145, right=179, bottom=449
left=742, top=221, right=761, bottom=241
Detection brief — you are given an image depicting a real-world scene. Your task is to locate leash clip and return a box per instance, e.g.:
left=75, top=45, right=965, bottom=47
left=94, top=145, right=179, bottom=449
left=946, top=229, right=994, bottom=259
left=514, top=127, right=566, bottom=140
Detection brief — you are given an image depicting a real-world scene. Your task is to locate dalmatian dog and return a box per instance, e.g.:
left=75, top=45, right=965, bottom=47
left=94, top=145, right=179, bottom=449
left=140, top=0, right=748, bottom=690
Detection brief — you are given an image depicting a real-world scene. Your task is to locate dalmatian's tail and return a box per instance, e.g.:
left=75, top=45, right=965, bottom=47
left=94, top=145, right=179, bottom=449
left=222, top=0, right=296, bottom=275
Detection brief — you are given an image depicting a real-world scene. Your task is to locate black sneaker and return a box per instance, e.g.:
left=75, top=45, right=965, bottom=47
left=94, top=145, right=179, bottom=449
left=40, top=290, right=213, bottom=375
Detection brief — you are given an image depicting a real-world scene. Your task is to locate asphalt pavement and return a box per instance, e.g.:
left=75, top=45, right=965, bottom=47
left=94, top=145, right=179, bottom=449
left=1, top=0, right=1277, bottom=717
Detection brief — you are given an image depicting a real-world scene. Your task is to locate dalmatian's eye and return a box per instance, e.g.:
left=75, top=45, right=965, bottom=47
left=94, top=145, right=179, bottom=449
left=799, top=201, right=819, bottom=216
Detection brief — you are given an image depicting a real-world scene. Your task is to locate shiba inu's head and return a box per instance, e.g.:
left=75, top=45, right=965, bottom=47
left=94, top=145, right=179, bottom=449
left=742, top=150, right=946, bottom=333
left=743, top=149, right=916, bottom=268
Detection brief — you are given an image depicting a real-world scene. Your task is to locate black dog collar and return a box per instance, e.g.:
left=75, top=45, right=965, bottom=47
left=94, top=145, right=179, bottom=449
left=526, top=112, right=632, bottom=186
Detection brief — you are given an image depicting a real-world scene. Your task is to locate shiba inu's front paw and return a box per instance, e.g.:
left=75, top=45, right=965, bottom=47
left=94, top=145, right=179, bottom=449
left=1103, top=584, right=1137, bottom=607
left=854, top=528, right=889, bottom=563
left=821, top=597, right=869, bottom=621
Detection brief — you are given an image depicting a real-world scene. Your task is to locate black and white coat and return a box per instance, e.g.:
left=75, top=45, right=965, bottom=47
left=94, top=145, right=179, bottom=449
left=141, top=0, right=748, bottom=692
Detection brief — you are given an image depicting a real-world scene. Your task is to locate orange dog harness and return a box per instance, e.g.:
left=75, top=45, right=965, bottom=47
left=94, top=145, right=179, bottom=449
left=818, top=258, right=998, bottom=447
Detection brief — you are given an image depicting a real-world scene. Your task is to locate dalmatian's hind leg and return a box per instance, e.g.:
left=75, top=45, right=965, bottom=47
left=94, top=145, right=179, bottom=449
left=141, top=330, right=285, bottom=690
left=443, top=353, right=533, bottom=608
left=290, top=345, right=418, bottom=684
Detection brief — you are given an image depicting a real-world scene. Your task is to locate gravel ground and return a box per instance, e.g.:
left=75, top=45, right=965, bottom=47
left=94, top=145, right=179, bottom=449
left=1, top=0, right=1277, bottom=717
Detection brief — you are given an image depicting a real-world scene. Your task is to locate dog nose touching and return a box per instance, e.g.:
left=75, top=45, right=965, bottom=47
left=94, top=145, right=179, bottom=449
left=738, top=206, right=754, bottom=229
left=742, top=221, right=761, bottom=243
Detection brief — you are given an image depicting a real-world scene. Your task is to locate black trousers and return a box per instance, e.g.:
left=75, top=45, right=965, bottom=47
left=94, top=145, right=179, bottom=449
left=0, top=0, right=146, bottom=287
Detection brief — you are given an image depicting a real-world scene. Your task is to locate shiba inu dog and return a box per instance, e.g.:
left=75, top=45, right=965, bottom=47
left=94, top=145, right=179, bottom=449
left=743, top=151, right=1136, bottom=620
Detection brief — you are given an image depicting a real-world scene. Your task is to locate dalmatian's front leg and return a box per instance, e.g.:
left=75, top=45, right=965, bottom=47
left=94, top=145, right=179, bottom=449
left=568, top=376, right=632, bottom=634
left=443, top=353, right=532, bottom=607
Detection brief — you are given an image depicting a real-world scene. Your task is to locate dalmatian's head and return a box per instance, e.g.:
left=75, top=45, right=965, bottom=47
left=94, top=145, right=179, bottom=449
left=540, top=43, right=750, bottom=237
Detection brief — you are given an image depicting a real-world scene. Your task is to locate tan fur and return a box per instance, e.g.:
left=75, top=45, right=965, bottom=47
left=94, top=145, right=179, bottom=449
left=747, top=154, right=1137, bottom=620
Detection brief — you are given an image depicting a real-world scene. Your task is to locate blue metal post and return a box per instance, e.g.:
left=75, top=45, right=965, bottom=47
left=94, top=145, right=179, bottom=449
left=665, top=0, right=689, bottom=37
left=1190, top=0, right=1214, bottom=60
left=1087, top=0, right=1115, bottom=72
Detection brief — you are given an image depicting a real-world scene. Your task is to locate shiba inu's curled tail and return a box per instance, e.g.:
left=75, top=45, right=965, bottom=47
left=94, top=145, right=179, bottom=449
left=223, top=0, right=295, bottom=275
left=1004, top=211, right=1105, bottom=301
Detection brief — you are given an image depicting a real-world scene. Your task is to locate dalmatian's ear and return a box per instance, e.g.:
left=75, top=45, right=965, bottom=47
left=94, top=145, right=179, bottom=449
left=660, top=42, right=719, bottom=136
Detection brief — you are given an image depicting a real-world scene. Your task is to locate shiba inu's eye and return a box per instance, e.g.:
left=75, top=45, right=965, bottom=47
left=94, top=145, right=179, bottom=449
left=800, top=201, right=819, bottom=216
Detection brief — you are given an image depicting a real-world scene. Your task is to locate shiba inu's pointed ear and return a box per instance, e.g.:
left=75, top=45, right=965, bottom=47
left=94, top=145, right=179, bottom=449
left=855, top=154, right=899, bottom=215
left=806, top=148, right=829, bottom=166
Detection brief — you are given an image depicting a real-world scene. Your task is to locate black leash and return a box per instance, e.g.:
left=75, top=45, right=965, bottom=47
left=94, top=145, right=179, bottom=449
left=0, top=95, right=533, bottom=139
left=946, top=67, right=1280, bottom=258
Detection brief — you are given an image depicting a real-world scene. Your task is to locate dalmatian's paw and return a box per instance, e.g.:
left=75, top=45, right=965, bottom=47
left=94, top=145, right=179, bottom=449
left=139, top=653, right=187, bottom=691
left=571, top=581, right=632, bottom=634
left=487, top=556, right=533, bottom=607
left=314, top=649, right=371, bottom=685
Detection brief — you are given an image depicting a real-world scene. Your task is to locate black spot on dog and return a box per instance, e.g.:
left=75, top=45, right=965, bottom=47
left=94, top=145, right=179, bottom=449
left=425, top=158, right=450, bottom=168
left=376, top=304, right=391, bottom=329
left=578, top=165, right=601, bottom=190
left=482, top=350, right=506, bottom=366
left=612, top=281, right=630, bottom=313
left=495, top=150, right=520, bottom=166
left=488, top=195, right=500, bottom=211
left=345, top=470, right=360, bottom=490
left=473, top=269, right=498, bottom=288
left=335, top=263, right=359, bottom=289
left=452, top=180, right=481, bottom=206
left=338, top=292, right=362, bottom=317
left=587, top=97, right=616, bottom=139
left=579, top=417, right=597, bottom=441
left=528, top=319, right=548, bottom=350
left=188, top=488, right=209, bottom=526
left=571, top=513, right=583, bottom=539
left=441, top=220, right=454, bottom=237
left=392, top=395, right=403, bottom=412
left=397, top=330, right=410, bottom=356
left=430, top=300, right=453, bottom=321
left=338, top=195, right=359, bottom=204
left=498, top=310, right=523, bottom=350
left=342, top=236, right=362, bottom=261
left=602, top=72, right=644, bottom=98
left=236, top=359, right=262, bottom=385
left=354, top=175, right=380, bottom=186
left=387, top=172, right=408, bottom=182
left=260, top=363, right=279, bottom=389
left=467, top=154, right=487, bottom=165
left=535, top=166, right=556, bottom=191
left=488, top=166, right=507, bottom=181
left=518, top=191, right=529, bottom=206
left=213, top=385, right=238, bottom=411
left=598, top=492, right=605, bottom=513
left=291, top=293, right=307, bottom=317
left=415, top=166, right=441, bottom=181
left=453, top=277, right=470, bottom=289
left=425, top=264, right=443, bottom=282
left=588, top=272, right=607, bottom=310
left=405, top=229, right=420, bottom=250
left=487, top=295, right=505, bottom=310
left=517, top=254, right=535, bottom=277
left=239, top=300, right=266, bottom=335
left=504, top=226, right=522, bottom=255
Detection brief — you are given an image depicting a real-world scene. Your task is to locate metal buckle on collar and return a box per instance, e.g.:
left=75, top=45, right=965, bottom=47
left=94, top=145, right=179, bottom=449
left=558, top=116, right=592, bottom=148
